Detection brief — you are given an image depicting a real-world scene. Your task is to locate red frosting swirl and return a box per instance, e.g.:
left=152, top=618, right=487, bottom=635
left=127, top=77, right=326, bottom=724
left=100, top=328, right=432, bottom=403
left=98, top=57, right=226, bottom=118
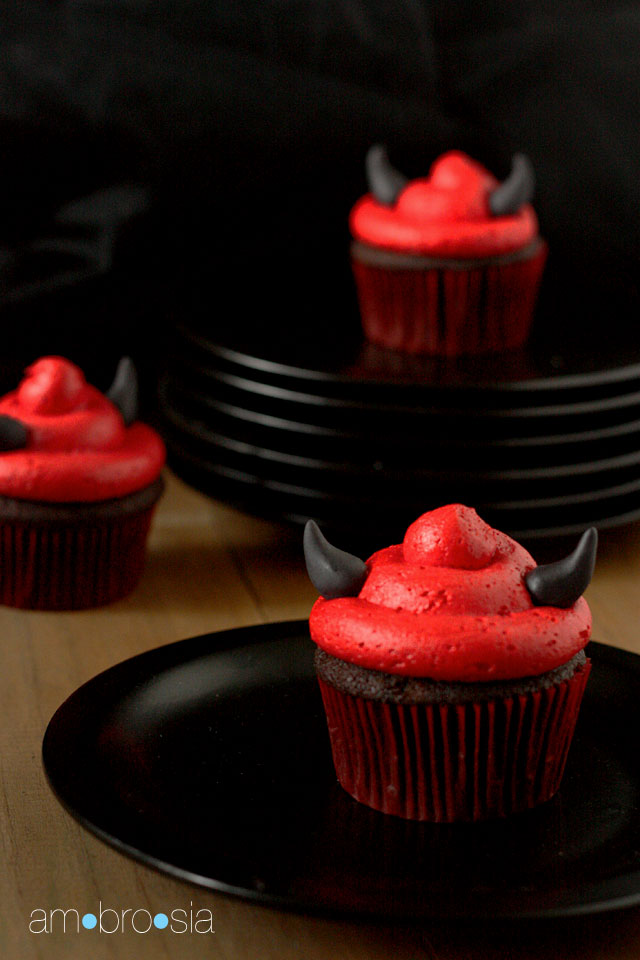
left=0, top=357, right=165, bottom=502
left=350, top=151, right=538, bottom=258
left=309, top=505, right=591, bottom=682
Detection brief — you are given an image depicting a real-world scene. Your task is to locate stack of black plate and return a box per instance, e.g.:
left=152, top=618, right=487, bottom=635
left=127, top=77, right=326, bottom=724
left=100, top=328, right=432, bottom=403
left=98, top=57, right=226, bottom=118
left=157, top=289, right=640, bottom=547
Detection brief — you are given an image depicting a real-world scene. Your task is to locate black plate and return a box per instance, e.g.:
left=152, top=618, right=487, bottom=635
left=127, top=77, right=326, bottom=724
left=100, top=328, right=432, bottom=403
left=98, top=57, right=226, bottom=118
left=167, top=349, right=640, bottom=425
left=160, top=410, right=640, bottom=505
left=164, top=371, right=640, bottom=450
left=164, top=438, right=640, bottom=545
left=175, top=317, right=640, bottom=401
left=43, top=622, right=640, bottom=921
left=160, top=368, right=640, bottom=456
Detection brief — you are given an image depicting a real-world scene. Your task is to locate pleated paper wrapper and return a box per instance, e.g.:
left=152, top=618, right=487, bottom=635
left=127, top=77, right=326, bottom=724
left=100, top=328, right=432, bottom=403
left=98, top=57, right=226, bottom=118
left=318, top=660, right=590, bottom=822
left=351, top=240, right=547, bottom=357
left=0, top=503, right=158, bottom=610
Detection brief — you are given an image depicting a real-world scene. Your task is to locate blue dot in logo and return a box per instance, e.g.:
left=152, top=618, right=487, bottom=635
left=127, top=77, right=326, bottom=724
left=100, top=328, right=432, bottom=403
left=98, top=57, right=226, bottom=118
left=153, top=913, right=169, bottom=930
left=82, top=913, right=97, bottom=930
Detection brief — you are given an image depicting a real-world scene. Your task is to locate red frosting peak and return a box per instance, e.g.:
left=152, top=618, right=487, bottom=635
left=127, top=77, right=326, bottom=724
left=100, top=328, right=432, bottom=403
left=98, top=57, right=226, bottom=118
left=309, top=505, right=591, bottom=682
left=6, top=356, right=124, bottom=453
left=18, top=357, right=87, bottom=415
left=403, top=503, right=497, bottom=570
left=350, top=150, right=538, bottom=258
left=0, top=356, right=165, bottom=502
left=396, top=152, right=494, bottom=224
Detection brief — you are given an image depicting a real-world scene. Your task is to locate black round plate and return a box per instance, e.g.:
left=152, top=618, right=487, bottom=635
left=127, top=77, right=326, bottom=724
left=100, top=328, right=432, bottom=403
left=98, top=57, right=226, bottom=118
left=159, top=409, right=640, bottom=506
left=166, top=347, right=640, bottom=427
left=159, top=367, right=640, bottom=458
left=159, top=388, right=640, bottom=487
left=176, top=316, right=640, bottom=402
left=164, top=437, right=640, bottom=545
left=43, top=622, right=640, bottom=921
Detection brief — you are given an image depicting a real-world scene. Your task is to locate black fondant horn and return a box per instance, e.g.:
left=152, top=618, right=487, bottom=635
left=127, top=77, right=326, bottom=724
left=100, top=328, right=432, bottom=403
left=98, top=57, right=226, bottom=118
left=304, top=520, right=368, bottom=599
left=365, top=144, right=408, bottom=207
left=525, top=527, right=598, bottom=609
left=488, top=153, right=535, bottom=216
left=0, top=415, right=28, bottom=452
left=107, top=356, right=138, bottom=426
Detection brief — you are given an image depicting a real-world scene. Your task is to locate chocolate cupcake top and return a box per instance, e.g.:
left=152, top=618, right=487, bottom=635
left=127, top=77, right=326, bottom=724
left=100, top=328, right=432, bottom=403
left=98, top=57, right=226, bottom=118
left=315, top=646, right=589, bottom=705
left=350, top=147, right=539, bottom=258
left=306, top=505, right=595, bottom=683
left=0, top=357, right=165, bottom=502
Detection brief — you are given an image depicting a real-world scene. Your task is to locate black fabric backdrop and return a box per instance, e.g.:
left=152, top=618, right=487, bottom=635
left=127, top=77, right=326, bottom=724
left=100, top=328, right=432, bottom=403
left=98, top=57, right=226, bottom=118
left=0, top=1, right=638, bottom=388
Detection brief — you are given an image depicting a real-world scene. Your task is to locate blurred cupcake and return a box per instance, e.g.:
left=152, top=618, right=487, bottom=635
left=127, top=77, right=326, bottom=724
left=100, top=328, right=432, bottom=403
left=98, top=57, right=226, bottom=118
left=0, top=356, right=165, bottom=609
left=350, top=146, right=547, bottom=356
left=305, top=505, right=596, bottom=821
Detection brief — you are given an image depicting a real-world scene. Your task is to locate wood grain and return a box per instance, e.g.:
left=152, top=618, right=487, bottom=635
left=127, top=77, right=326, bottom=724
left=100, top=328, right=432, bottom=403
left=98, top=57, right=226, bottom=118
left=1, top=471, right=639, bottom=959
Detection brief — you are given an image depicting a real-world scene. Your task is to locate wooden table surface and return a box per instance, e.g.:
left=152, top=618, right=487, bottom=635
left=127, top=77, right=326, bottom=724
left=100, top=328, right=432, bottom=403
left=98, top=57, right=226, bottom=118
left=2, top=470, right=640, bottom=959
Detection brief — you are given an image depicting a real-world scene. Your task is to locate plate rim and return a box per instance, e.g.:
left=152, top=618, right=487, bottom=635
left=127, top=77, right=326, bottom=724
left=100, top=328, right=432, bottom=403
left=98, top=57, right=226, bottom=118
left=164, top=442, right=640, bottom=537
left=161, top=376, right=640, bottom=450
left=168, top=349, right=640, bottom=417
left=177, top=324, right=640, bottom=395
left=160, top=398, right=640, bottom=484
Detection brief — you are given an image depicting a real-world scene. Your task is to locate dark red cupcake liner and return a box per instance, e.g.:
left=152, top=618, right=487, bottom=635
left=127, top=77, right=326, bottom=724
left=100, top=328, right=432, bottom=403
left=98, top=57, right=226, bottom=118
left=0, top=480, right=163, bottom=610
left=351, top=240, right=547, bottom=357
left=318, top=660, right=590, bottom=822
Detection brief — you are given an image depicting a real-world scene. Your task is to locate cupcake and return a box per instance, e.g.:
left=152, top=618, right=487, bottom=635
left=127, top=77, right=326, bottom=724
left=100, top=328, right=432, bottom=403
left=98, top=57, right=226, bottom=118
left=304, top=505, right=596, bottom=821
left=349, top=146, right=547, bottom=356
left=0, top=356, right=165, bottom=609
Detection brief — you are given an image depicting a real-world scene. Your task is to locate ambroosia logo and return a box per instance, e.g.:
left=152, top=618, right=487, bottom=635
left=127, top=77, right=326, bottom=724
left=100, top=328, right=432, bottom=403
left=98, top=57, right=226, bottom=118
left=29, top=901, right=214, bottom=935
